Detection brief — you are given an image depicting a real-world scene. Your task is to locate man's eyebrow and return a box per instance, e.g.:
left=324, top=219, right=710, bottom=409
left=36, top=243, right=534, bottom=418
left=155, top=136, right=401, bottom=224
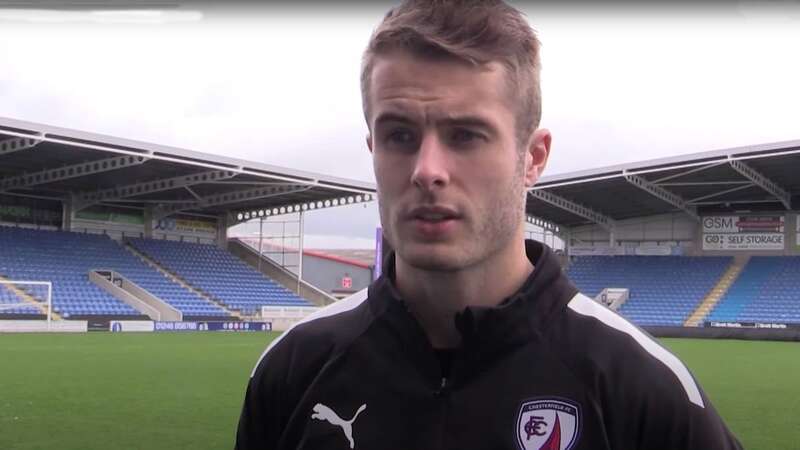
left=438, top=115, right=495, bottom=130
left=374, top=112, right=415, bottom=126
left=374, top=113, right=495, bottom=130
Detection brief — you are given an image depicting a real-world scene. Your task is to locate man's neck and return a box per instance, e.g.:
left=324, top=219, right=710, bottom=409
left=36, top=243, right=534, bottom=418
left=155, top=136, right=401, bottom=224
left=394, top=239, right=534, bottom=349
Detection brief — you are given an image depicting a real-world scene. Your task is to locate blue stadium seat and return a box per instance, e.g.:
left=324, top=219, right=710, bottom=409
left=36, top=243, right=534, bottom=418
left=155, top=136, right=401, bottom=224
left=127, top=237, right=313, bottom=315
left=0, top=226, right=230, bottom=318
left=566, top=255, right=732, bottom=327
left=708, top=256, right=800, bottom=324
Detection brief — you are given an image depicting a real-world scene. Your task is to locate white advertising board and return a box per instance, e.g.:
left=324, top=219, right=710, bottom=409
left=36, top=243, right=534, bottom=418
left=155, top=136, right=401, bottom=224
left=702, top=215, right=784, bottom=233
left=702, top=215, right=785, bottom=251
left=703, top=233, right=784, bottom=251
left=568, top=245, right=625, bottom=256
left=633, top=244, right=673, bottom=256
left=110, top=321, right=155, bottom=332
left=154, top=217, right=217, bottom=241
left=570, top=243, right=680, bottom=256
left=0, top=320, right=87, bottom=333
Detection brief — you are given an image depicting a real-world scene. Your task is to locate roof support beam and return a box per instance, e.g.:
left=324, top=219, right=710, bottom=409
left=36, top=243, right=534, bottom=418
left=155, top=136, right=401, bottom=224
left=728, top=158, right=791, bottom=210
left=184, top=186, right=203, bottom=201
left=527, top=189, right=615, bottom=231
left=650, top=161, right=726, bottom=184
left=153, top=183, right=312, bottom=221
left=685, top=183, right=754, bottom=204
left=233, top=192, right=376, bottom=223
left=624, top=173, right=700, bottom=221
left=72, top=169, right=237, bottom=212
left=691, top=199, right=782, bottom=206
left=0, top=137, right=40, bottom=156
left=656, top=181, right=751, bottom=187
left=0, top=155, right=148, bottom=192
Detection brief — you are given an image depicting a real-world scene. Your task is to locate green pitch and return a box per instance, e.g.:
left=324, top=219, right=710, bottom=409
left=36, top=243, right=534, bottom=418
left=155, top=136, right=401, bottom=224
left=661, top=338, right=800, bottom=450
left=0, top=333, right=797, bottom=450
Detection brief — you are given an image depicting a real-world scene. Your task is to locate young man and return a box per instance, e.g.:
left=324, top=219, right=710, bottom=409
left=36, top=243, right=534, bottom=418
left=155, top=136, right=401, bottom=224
left=236, top=1, right=743, bottom=449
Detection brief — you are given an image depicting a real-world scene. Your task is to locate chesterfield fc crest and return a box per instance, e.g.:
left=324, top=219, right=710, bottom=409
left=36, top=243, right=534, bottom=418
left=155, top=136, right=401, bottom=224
left=516, top=399, right=580, bottom=450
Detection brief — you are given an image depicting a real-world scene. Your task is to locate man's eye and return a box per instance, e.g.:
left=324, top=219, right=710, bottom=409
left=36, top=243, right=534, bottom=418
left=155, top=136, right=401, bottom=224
left=451, top=129, right=482, bottom=144
left=386, top=129, right=416, bottom=145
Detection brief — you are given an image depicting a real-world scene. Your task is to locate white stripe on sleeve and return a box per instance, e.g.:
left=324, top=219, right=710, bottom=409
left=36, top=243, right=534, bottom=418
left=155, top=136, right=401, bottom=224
left=250, top=287, right=370, bottom=378
left=567, top=293, right=705, bottom=408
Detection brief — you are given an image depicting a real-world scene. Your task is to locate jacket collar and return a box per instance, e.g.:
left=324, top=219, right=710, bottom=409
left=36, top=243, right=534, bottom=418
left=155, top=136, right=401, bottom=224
left=368, top=240, right=578, bottom=353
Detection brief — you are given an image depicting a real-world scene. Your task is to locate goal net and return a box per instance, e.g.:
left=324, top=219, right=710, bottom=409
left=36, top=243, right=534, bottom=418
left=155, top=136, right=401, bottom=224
left=0, top=280, right=53, bottom=325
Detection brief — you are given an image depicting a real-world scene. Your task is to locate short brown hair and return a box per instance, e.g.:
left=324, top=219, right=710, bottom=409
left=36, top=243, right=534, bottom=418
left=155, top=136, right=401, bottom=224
left=361, top=0, right=542, bottom=146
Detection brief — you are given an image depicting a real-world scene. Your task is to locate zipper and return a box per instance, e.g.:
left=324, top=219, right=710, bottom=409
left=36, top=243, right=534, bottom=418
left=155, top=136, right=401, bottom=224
left=434, top=376, right=448, bottom=398
left=434, top=376, right=450, bottom=450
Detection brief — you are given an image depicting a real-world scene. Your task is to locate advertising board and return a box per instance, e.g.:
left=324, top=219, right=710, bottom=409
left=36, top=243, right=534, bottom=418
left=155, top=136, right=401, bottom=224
left=569, top=243, right=681, bottom=256
left=154, top=217, right=218, bottom=240
left=706, top=321, right=799, bottom=330
left=702, top=215, right=785, bottom=251
left=568, top=245, right=625, bottom=256
left=204, top=321, right=272, bottom=332
left=702, top=215, right=784, bottom=233
left=109, top=321, right=155, bottom=332
left=151, top=321, right=272, bottom=332
left=0, top=201, right=61, bottom=227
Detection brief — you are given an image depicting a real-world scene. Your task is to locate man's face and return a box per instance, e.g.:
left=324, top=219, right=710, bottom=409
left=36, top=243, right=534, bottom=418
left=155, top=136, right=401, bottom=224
left=366, top=50, right=550, bottom=272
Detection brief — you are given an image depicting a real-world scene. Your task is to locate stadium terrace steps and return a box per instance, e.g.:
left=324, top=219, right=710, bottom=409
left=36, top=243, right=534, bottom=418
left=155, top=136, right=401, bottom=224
left=228, top=238, right=335, bottom=307
left=567, top=255, right=732, bottom=327
left=0, top=226, right=230, bottom=318
left=105, top=243, right=230, bottom=319
left=123, top=243, right=241, bottom=319
left=89, top=269, right=182, bottom=321
left=126, top=237, right=313, bottom=317
left=707, top=256, right=800, bottom=324
left=684, top=255, right=750, bottom=327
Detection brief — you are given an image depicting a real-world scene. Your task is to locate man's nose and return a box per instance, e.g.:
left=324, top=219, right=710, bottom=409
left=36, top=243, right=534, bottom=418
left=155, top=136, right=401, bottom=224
left=410, top=133, right=450, bottom=191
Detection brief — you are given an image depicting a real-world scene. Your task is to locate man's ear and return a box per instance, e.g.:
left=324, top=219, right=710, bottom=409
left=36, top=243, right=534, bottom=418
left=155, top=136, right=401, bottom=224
left=524, top=128, right=551, bottom=187
left=366, top=133, right=373, bottom=154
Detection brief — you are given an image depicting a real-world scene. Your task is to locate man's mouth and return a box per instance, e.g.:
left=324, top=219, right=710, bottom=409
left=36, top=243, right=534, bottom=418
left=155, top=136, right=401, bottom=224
left=406, top=206, right=461, bottom=237
left=416, top=213, right=451, bottom=222
left=408, top=206, right=460, bottom=222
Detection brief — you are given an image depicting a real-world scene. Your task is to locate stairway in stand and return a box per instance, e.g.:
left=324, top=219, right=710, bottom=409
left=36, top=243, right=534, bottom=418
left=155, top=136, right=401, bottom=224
left=684, top=255, right=750, bottom=327
left=122, top=243, right=241, bottom=320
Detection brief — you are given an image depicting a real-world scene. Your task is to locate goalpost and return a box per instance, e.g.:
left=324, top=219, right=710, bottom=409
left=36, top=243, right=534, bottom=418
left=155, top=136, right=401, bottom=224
left=0, top=280, right=53, bottom=329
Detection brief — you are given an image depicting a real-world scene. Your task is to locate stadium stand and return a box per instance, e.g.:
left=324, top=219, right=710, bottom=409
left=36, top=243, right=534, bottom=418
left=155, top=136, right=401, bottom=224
left=707, top=256, right=800, bottom=324
left=127, top=238, right=313, bottom=316
left=0, top=226, right=229, bottom=319
left=5, top=220, right=799, bottom=327
left=3, top=117, right=799, bottom=337
left=567, top=255, right=733, bottom=326
left=0, top=226, right=142, bottom=318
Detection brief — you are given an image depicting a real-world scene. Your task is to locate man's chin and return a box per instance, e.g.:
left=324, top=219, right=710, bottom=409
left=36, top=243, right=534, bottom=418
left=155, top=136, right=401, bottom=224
left=396, top=243, right=469, bottom=272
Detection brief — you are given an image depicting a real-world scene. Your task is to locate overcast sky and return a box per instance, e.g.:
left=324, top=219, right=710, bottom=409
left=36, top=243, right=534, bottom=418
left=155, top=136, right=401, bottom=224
left=1, top=2, right=798, bottom=248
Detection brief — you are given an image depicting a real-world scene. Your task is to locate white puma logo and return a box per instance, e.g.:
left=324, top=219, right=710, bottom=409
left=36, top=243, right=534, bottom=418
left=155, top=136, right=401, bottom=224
left=311, top=403, right=367, bottom=449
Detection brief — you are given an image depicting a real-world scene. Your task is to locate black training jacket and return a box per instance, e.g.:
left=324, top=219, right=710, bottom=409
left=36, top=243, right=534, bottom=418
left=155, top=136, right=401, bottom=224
left=236, top=240, right=743, bottom=450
